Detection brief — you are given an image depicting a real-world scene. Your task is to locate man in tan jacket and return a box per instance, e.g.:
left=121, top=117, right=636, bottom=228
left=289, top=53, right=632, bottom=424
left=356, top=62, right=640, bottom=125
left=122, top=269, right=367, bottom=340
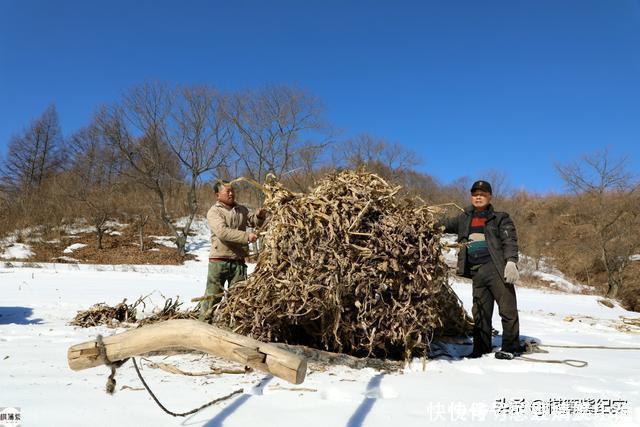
left=199, top=181, right=266, bottom=321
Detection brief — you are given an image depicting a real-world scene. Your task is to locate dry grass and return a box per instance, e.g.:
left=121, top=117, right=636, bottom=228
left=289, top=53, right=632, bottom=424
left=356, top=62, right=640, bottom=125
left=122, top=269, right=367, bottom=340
left=22, top=225, right=195, bottom=265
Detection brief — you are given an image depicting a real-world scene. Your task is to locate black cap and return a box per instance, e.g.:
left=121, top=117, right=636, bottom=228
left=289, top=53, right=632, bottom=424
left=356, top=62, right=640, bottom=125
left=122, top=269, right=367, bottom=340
left=470, top=180, right=492, bottom=194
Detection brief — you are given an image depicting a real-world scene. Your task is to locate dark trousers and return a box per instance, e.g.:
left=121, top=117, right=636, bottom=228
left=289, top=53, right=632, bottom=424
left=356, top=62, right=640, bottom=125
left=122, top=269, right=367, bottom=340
left=470, top=262, right=521, bottom=354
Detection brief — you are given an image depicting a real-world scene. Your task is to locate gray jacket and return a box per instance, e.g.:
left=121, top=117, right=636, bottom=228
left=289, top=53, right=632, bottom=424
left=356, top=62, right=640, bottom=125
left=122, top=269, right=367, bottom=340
left=440, top=204, right=518, bottom=279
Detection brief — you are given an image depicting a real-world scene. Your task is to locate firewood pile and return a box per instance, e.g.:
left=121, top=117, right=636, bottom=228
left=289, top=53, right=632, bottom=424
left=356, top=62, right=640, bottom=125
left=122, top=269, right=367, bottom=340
left=214, top=169, right=472, bottom=360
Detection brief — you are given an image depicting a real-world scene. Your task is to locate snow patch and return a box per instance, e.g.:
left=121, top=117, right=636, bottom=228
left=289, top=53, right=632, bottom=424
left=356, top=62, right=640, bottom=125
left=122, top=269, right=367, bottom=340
left=63, top=243, right=88, bottom=254
left=61, top=219, right=126, bottom=235
left=440, top=234, right=458, bottom=268
left=149, top=235, right=175, bottom=248
left=0, top=243, right=34, bottom=260
left=530, top=271, right=588, bottom=293
left=61, top=221, right=95, bottom=235
left=104, top=220, right=127, bottom=228
left=517, top=255, right=590, bottom=294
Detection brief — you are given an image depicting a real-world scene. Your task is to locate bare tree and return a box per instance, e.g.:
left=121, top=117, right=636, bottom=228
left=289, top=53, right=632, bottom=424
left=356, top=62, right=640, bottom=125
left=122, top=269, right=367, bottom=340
left=479, top=169, right=511, bottom=202
left=556, top=148, right=639, bottom=297
left=557, top=148, right=634, bottom=195
left=96, top=82, right=231, bottom=256
left=339, top=133, right=419, bottom=173
left=134, top=213, right=150, bottom=252
left=396, top=169, right=441, bottom=202
left=169, top=85, right=232, bottom=250
left=441, top=176, right=471, bottom=207
left=284, top=144, right=326, bottom=192
left=95, top=83, right=183, bottom=252
left=65, top=124, right=123, bottom=249
left=222, top=85, right=332, bottom=189
left=1, top=105, right=65, bottom=193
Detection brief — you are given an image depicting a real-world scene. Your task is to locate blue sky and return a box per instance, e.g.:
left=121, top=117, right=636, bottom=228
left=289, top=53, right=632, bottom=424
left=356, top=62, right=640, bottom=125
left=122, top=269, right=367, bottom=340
left=1, top=0, right=639, bottom=193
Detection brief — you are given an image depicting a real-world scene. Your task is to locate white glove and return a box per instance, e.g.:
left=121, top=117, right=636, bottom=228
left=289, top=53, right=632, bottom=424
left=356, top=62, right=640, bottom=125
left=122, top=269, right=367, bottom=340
left=504, top=261, right=519, bottom=284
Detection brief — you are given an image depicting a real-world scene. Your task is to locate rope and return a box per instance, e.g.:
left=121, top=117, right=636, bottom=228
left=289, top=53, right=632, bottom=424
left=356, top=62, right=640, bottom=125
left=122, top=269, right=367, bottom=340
left=96, top=334, right=129, bottom=394
left=516, top=355, right=588, bottom=368
left=132, top=357, right=244, bottom=417
left=512, top=341, right=640, bottom=368
left=95, top=335, right=244, bottom=416
left=537, top=343, right=640, bottom=350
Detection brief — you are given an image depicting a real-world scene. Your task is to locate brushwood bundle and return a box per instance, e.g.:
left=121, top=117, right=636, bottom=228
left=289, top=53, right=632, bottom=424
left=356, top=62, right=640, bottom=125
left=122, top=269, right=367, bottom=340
left=214, top=169, right=472, bottom=360
left=70, top=297, right=197, bottom=328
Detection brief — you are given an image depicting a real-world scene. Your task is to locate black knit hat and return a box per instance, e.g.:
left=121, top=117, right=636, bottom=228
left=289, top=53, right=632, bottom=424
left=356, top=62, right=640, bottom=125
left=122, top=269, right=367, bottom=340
left=470, top=180, right=492, bottom=194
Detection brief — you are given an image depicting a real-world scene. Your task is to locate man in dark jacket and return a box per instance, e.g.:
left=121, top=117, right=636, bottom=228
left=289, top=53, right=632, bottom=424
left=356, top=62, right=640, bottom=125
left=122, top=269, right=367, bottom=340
left=440, top=180, right=522, bottom=359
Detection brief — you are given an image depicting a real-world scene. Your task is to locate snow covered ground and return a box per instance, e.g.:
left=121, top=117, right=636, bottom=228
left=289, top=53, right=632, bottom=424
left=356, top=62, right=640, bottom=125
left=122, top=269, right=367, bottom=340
left=1, top=225, right=640, bottom=426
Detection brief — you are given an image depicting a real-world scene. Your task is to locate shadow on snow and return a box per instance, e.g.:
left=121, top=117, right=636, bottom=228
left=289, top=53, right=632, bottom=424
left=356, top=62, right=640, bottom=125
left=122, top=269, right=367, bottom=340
left=0, top=306, right=43, bottom=325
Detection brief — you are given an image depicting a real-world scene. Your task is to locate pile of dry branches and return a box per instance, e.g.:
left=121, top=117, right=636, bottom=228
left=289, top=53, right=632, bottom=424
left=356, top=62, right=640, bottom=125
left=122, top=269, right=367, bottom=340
left=69, top=299, right=138, bottom=328
left=214, top=169, right=472, bottom=360
left=70, top=297, right=197, bottom=328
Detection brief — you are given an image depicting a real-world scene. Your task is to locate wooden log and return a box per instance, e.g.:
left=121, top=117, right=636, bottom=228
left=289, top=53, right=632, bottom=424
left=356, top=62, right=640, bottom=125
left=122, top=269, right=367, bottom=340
left=67, top=319, right=307, bottom=384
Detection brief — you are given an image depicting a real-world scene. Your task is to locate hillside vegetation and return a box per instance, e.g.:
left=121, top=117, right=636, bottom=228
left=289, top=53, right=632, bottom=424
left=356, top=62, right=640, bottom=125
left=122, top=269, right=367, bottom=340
left=1, top=83, right=638, bottom=311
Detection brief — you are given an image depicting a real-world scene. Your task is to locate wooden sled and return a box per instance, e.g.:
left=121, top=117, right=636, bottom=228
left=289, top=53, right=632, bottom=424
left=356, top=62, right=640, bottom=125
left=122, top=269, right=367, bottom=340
left=67, top=319, right=307, bottom=384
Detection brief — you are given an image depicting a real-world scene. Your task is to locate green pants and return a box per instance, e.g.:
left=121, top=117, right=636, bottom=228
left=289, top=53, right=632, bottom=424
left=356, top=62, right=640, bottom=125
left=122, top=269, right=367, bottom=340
left=198, top=261, right=247, bottom=322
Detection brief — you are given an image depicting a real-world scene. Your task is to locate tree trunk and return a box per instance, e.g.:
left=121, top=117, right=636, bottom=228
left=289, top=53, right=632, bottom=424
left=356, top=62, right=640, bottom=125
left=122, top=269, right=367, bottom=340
left=137, top=215, right=148, bottom=252
left=96, top=227, right=105, bottom=250
left=139, top=225, right=145, bottom=252
left=67, top=319, right=307, bottom=384
left=606, top=281, right=619, bottom=298
left=154, top=186, right=187, bottom=257
left=176, top=235, right=187, bottom=257
left=95, top=214, right=107, bottom=250
left=584, top=268, right=591, bottom=287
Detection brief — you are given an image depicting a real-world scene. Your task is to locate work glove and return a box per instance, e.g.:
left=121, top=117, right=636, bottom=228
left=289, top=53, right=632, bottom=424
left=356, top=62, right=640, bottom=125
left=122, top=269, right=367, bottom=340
left=504, top=261, right=519, bottom=284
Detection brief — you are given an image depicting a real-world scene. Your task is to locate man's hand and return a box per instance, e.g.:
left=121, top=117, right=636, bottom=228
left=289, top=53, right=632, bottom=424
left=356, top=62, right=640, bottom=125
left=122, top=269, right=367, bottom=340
left=504, top=261, right=519, bottom=284
left=248, top=232, right=258, bottom=243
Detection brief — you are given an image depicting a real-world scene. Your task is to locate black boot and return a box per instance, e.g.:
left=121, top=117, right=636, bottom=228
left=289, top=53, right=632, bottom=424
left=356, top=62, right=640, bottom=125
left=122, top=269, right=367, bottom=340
left=466, top=349, right=490, bottom=359
left=495, top=351, right=514, bottom=360
left=494, top=348, right=523, bottom=360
